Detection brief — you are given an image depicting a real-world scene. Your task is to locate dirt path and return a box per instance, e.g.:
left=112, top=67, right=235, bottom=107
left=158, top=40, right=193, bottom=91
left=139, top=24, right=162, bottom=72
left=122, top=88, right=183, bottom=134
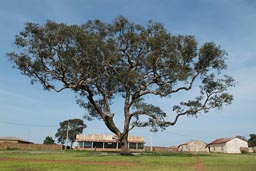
left=193, top=155, right=205, bottom=171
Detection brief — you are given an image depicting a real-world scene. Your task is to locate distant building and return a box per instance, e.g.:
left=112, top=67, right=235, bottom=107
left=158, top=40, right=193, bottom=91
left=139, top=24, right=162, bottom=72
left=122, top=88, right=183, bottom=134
left=76, top=134, right=144, bottom=151
left=207, top=137, right=248, bottom=153
left=0, top=136, right=33, bottom=144
left=178, top=140, right=208, bottom=153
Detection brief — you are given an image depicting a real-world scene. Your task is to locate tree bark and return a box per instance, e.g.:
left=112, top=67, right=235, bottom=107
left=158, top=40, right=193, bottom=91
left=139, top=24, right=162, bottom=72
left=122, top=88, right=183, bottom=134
left=71, top=142, right=73, bottom=149
left=120, top=133, right=129, bottom=155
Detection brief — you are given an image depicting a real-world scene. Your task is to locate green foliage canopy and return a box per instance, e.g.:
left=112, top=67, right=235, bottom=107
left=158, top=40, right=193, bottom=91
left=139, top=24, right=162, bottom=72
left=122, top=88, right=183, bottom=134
left=43, top=136, right=55, bottom=144
left=55, top=119, right=86, bottom=147
left=248, top=134, right=256, bottom=147
left=7, top=16, right=235, bottom=153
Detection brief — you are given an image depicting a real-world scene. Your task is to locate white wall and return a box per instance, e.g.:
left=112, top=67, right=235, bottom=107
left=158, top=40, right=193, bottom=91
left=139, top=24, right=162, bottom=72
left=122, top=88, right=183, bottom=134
left=225, top=138, right=248, bottom=153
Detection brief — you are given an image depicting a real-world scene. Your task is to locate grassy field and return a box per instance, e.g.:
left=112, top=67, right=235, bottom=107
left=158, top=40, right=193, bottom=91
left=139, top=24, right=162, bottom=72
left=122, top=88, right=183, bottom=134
left=0, top=151, right=255, bottom=171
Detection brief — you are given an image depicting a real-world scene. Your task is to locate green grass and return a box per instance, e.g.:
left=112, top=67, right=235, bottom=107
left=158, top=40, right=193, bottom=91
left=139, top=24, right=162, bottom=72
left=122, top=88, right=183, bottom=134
left=200, top=153, right=256, bottom=171
left=0, top=151, right=255, bottom=171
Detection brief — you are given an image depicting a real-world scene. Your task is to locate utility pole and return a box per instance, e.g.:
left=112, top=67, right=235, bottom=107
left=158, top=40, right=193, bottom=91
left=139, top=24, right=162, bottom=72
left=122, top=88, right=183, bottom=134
left=150, top=131, right=153, bottom=152
left=65, top=121, right=69, bottom=150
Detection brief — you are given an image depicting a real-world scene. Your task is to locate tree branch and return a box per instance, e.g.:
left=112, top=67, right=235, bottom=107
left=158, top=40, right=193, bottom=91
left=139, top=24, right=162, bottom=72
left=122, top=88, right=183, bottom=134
left=32, top=72, right=68, bottom=92
left=170, top=73, right=199, bottom=93
left=130, top=87, right=214, bottom=127
left=85, top=85, right=121, bottom=136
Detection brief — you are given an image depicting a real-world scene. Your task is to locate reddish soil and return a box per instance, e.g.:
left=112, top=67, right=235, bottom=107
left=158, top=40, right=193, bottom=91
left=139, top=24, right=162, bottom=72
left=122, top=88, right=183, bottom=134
left=192, top=155, right=205, bottom=171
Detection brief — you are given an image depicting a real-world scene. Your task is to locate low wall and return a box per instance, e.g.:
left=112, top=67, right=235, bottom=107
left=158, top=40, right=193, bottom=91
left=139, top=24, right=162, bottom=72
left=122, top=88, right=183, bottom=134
left=0, top=143, right=63, bottom=150
left=144, top=146, right=178, bottom=152
left=248, top=147, right=256, bottom=153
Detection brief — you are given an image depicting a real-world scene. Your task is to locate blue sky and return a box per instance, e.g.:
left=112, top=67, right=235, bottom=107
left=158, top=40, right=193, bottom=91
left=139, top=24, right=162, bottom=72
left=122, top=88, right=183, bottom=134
left=0, top=0, right=256, bottom=147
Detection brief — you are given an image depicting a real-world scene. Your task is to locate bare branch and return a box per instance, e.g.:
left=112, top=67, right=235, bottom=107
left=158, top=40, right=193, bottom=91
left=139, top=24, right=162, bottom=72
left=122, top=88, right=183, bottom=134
left=171, top=73, right=199, bottom=93
left=32, top=72, right=68, bottom=92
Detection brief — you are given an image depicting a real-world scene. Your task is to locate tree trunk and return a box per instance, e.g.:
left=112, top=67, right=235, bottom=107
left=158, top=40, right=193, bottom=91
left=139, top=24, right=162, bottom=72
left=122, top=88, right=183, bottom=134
left=120, top=133, right=130, bottom=155
left=70, top=142, right=73, bottom=149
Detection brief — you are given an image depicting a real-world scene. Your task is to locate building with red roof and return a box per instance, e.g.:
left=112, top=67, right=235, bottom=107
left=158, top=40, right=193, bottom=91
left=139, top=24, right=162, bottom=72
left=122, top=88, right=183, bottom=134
left=207, top=137, right=248, bottom=153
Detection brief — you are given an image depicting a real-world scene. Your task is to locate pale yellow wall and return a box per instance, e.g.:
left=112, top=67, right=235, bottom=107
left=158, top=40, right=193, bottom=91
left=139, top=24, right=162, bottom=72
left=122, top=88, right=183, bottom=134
left=209, top=143, right=225, bottom=153
left=178, top=141, right=208, bottom=152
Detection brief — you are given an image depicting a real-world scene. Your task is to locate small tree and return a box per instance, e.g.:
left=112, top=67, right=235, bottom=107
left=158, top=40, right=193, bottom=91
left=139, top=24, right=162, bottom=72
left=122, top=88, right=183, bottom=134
left=7, top=16, right=235, bottom=155
left=43, top=136, right=55, bottom=144
left=248, top=134, right=256, bottom=147
left=55, top=119, right=86, bottom=148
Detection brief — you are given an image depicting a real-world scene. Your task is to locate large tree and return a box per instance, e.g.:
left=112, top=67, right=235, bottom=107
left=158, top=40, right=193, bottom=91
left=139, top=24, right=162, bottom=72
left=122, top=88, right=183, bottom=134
left=43, top=136, right=55, bottom=144
left=55, top=119, right=86, bottom=148
left=248, top=134, right=256, bottom=147
left=7, top=16, right=235, bottom=155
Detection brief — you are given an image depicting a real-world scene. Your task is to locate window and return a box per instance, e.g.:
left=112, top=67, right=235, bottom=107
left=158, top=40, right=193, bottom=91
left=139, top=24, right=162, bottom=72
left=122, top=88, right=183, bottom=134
left=138, top=143, right=144, bottom=149
left=129, top=143, right=137, bottom=149
left=83, top=142, right=92, bottom=148
left=104, top=142, right=117, bottom=149
left=78, top=142, right=92, bottom=148
left=94, top=142, right=103, bottom=148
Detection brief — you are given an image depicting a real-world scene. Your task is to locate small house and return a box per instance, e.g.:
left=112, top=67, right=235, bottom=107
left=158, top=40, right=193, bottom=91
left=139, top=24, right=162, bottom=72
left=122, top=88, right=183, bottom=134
left=0, top=136, right=33, bottom=144
left=207, top=137, right=248, bottom=153
left=178, top=140, right=208, bottom=153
